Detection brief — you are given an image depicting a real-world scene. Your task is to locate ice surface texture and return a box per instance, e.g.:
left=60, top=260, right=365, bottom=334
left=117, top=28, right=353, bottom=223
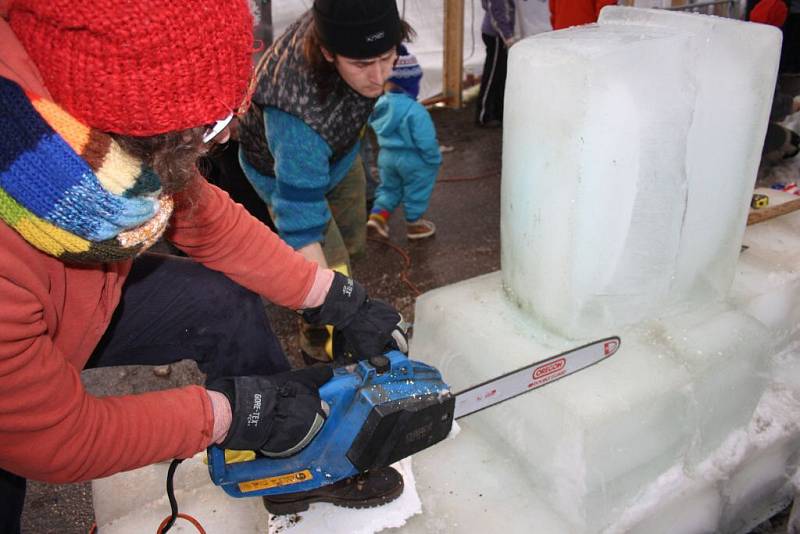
left=409, top=271, right=785, bottom=531
left=405, top=7, right=798, bottom=534
left=501, top=7, right=782, bottom=339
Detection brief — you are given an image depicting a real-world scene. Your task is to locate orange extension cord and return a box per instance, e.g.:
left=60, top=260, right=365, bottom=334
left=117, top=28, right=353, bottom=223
left=367, top=169, right=500, bottom=298
left=368, top=167, right=500, bottom=298
left=367, top=236, right=422, bottom=297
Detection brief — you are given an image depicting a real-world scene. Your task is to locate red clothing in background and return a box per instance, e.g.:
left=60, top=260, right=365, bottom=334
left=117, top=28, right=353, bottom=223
left=550, top=0, right=618, bottom=30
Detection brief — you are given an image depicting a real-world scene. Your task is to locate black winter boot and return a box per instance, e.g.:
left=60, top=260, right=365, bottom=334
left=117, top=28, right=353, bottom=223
left=262, top=466, right=404, bottom=515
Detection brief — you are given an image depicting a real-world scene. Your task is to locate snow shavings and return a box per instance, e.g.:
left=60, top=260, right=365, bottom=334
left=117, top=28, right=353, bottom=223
left=603, top=383, right=800, bottom=534
left=267, top=458, right=422, bottom=534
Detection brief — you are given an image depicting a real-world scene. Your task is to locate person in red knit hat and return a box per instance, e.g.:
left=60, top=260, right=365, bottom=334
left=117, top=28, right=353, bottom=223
left=0, top=1, right=408, bottom=530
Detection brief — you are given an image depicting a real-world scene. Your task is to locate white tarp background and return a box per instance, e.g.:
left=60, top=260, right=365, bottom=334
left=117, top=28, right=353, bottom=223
left=259, top=1, right=747, bottom=102
left=262, top=0, right=553, bottom=101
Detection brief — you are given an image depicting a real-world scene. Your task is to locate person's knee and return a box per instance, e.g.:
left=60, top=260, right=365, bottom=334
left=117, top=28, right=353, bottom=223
left=194, top=273, right=288, bottom=377
left=207, top=275, right=263, bottom=323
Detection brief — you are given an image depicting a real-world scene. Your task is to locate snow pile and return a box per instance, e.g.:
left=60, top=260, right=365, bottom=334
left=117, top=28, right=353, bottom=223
left=605, top=382, right=800, bottom=534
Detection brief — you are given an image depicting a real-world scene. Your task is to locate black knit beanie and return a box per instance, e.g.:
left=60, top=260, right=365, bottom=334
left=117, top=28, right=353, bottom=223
left=313, top=0, right=402, bottom=59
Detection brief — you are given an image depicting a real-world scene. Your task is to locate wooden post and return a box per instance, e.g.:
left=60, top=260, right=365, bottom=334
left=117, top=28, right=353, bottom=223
left=443, top=0, right=465, bottom=108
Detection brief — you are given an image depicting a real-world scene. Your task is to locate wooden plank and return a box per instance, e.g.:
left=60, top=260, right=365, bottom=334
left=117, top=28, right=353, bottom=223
left=442, top=0, right=465, bottom=109
left=747, top=197, right=800, bottom=225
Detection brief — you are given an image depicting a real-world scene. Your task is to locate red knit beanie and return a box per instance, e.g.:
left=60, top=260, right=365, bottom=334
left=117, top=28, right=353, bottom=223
left=9, top=0, right=254, bottom=136
left=750, top=0, right=788, bottom=27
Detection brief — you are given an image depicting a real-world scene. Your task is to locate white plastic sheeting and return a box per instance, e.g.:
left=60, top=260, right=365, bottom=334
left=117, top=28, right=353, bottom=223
left=267, top=0, right=552, bottom=101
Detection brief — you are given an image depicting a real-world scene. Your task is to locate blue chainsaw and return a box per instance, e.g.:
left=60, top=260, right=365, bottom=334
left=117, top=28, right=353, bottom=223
left=207, top=336, right=620, bottom=498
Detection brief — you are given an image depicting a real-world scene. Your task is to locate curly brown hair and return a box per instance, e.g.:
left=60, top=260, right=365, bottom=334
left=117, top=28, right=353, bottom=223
left=110, top=128, right=209, bottom=194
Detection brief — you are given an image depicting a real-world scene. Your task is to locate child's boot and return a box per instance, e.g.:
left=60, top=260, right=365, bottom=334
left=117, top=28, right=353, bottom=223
left=406, top=218, right=436, bottom=240
left=367, top=211, right=390, bottom=239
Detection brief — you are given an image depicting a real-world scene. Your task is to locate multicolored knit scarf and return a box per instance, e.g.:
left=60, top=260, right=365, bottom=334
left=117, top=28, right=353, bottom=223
left=0, top=77, right=173, bottom=263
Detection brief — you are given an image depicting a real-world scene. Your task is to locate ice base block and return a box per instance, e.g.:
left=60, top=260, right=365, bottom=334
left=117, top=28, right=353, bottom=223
left=403, top=216, right=800, bottom=534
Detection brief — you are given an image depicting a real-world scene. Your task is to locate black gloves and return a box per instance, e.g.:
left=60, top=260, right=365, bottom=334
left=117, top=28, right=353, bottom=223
left=302, top=272, right=408, bottom=361
left=207, top=365, right=333, bottom=457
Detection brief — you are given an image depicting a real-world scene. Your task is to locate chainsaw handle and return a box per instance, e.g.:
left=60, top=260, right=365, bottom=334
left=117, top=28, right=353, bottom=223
left=207, top=351, right=449, bottom=498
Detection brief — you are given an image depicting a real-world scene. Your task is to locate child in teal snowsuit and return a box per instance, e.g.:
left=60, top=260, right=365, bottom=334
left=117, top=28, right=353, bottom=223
left=367, top=46, right=442, bottom=240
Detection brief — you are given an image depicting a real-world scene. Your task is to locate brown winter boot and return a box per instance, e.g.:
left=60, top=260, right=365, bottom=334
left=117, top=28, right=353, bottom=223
left=406, top=218, right=436, bottom=240
left=262, top=466, right=404, bottom=515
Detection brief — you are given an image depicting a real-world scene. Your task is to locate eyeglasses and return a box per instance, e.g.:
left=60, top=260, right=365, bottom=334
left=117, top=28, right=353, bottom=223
left=202, top=113, right=234, bottom=143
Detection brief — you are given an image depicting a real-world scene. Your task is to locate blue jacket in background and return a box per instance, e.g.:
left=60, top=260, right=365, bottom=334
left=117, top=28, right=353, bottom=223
left=369, top=91, right=441, bottom=221
left=370, top=91, right=442, bottom=166
left=239, top=107, right=359, bottom=250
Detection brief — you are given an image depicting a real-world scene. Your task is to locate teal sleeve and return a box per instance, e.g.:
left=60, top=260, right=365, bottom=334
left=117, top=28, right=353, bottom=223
left=264, top=107, right=333, bottom=249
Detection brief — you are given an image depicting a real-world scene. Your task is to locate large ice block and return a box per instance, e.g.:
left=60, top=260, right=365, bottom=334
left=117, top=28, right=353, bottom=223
left=409, top=272, right=774, bottom=530
left=404, top=8, right=797, bottom=533
left=501, top=8, right=781, bottom=338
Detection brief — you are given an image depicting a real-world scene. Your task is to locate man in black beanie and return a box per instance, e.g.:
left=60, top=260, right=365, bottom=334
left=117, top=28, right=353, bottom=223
left=237, top=0, right=415, bottom=514
left=314, top=0, right=403, bottom=62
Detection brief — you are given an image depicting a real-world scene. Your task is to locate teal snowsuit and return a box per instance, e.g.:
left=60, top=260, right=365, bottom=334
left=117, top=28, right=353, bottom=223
left=369, top=90, right=442, bottom=222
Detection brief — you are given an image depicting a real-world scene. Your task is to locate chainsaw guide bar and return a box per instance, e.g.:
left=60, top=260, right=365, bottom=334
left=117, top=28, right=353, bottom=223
left=453, top=336, right=621, bottom=419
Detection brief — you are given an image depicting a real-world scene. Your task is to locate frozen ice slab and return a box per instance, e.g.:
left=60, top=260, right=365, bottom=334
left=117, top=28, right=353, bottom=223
left=731, top=209, right=800, bottom=336
left=395, top=420, right=577, bottom=534
left=501, top=7, right=782, bottom=339
left=651, top=306, right=771, bottom=467
left=410, top=273, right=772, bottom=529
left=604, top=384, right=800, bottom=534
left=407, top=213, right=800, bottom=533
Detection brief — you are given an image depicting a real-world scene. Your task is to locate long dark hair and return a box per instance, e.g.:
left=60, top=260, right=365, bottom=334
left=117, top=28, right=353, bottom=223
left=302, top=19, right=416, bottom=98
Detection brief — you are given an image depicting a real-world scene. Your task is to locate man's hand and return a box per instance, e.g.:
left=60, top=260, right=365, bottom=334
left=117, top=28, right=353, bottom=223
left=206, top=365, right=333, bottom=457
left=302, top=272, right=408, bottom=361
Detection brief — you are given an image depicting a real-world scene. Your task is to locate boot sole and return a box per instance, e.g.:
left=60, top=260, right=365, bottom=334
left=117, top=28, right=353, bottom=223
left=407, top=230, right=435, bottom=240
left=263, top=478, right=405, bottom=516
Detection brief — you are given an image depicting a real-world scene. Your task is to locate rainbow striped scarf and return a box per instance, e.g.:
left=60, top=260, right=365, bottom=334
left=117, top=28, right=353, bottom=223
left=0, top=77, right=173, bottom=263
